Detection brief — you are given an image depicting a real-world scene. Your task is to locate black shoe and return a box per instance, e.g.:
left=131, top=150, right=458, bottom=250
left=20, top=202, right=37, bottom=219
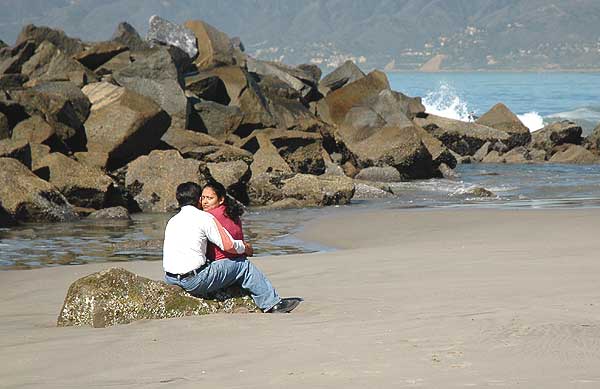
left=267, top=298, right=301, bottom=313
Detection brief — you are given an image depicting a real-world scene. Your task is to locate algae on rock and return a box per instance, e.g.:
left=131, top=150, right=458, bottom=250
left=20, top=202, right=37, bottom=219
left=57, top=267, right=258, bottom=328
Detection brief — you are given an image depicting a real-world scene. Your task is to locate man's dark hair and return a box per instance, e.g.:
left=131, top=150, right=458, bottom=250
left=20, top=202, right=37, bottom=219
left=176, top=182, right=201, bottom=207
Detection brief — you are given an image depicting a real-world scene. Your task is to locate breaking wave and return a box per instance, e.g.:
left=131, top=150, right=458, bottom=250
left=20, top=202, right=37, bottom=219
left=422, top=82, right=474, bottom=122
left=517, top=111, right=545, bottom=132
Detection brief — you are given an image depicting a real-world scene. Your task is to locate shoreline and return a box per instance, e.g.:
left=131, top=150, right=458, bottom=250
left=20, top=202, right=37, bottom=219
left=2, top=207, right=600, bottom=387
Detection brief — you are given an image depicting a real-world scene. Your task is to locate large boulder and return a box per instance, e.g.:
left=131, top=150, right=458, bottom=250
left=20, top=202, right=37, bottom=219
left=9, top=81, right=91, bottom=151
left=21, top=41, right=97, bottom=86
left=147, top=15, right=198, bottom=59
left=241, top=128, right=325, bottom=175
left=319, top=60, right=366, bottom=95
left=324, top=70, right=390, bottom=125
left=0, top=158, right=76, bottom=224
left=190, top=100, right=244, bottom=137
left=113, top=46, right=189, bottom=128
left=354, top=166, right=402, bottom=182
left=82, top=82, right=170, bottom=170
left=161, top=128, right=252, bottom=163
left=241, top=133, right=293, bottom=177
left=33, top=153, right=116, bottom=209
left=184, top=19, right=238, bottom=69
left=205, top=160, right=251, bottom=203
left=476, top=103, right=531, bottom=147
left=414, top=113, right=513, bottom=156
left=248, top=172, right=354, bottom=207
left=256, top=74, right=323, bottom=132
left=125, top=150, right=206, bottom=212
left=11, top=115, right=61, bottom=150
left=0, top=40, right=36, bottom=74
left=16, top=25, right=85, bottom=56
left=548, top=144, right=600, bottom=164
left=57, top=267, right=258, bottom=328
left=111, top=22, right=149, bottom=52
left=204, top=66, right=275, bottom=132
left=72, top=42, right=128, bottom=71
left=0, top=138, right=31, bottom=168
left=185, top=74, right=230, bottom=105
left=530, top=121, right=583, bottom=154
left=247, top=58, right=319, bottom=102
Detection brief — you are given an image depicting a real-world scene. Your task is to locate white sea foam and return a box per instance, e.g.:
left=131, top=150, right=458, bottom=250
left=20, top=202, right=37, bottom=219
left=547, top=107, right=600, bottom=122
left=517, top=111, right=544, bottom=132
left=422, top=83, right=474, bottom=122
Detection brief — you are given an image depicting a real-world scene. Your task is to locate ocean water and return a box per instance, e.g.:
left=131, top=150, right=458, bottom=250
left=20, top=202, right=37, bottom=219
left=387, top=72, right=600, bottom=133
left=2, top=72, right=600, bottom=269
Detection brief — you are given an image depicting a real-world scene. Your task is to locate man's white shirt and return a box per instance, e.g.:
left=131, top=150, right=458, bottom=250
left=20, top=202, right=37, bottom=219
left=163, top=205, right=246, bottom=274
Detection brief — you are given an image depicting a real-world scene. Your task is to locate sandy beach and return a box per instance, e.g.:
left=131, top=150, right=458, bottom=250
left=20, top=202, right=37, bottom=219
left=1, top=208, right=600, bottom=388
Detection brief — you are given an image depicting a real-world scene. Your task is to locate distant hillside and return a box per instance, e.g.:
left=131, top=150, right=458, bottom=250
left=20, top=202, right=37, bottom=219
left=2, top=0, right=600, bottom=71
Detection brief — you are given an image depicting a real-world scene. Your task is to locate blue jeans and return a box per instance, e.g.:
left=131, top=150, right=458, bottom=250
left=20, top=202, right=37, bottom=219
left=165, top=258, right=281, bottom=311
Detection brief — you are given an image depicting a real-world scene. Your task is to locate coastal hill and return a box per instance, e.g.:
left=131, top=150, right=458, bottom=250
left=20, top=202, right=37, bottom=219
left=1, top=0, right=599, bottom=71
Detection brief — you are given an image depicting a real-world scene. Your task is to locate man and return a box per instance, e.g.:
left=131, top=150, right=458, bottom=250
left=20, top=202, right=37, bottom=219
left=163, top=182, right=299, bottom=313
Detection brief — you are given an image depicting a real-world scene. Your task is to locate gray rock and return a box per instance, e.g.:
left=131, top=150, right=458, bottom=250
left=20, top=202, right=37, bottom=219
left=324, top=70, right=390, bottom=125
left=352, top=182, right=395, bottom=200
left=33, top=153, right=116, bottom=209
left=476, top=103, right=531, bottom=147
left=414, top=113, right=512, bottom=156
left=241, top=133, right=292, bottom=177
left=21, top=41, right=97, bottom=86
left=354, top=166, right=402, bottom=182
left=248, top=172, right=354, bottom=207
left=0, top=138, right=31, bottom=168
left=111, top=22, right=149, bottom=52
left=88, top=206, right=131, bottom=220
left=0, top=40, right=36, bottom=75
left=16, top=24, right=84, bottom=56
left=319, top=60, right=366, bottom=95
left=0, top=158, right=77, bottom=224
left=125, top=150, right=206, bottom=212
left=81, top=82, right=170, bottom=170
left=147, top=15, right=198, bottom=59
left=11, top=115, right=57, bottom=148
left=439, top=163, right=459, bottom=179
left=9, top=81, right=91, bottom=151
left=57, top=267, right=258, bottom=328
left=191, top=100, right=243, bottom=137
left=72, top=42, right=128, bottom=70
left=185, top=73, right=230, bottom=105
left=549, top=144, right=599, bottom=164
left=530, top=120, right=583, bottom=154
left=113, top=46, right=189, bottom=127
left=160, top=128, right=252, bottom=163
left=260, top=128, right=325, bottom=175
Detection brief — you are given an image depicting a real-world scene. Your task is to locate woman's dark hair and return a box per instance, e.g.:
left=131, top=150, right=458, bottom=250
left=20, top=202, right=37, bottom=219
left=176, top=182, right=202, bottom=207
left=203, top=181, right=244, bottom=221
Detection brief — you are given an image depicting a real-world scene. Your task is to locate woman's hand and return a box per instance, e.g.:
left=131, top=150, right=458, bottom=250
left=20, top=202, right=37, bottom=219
left=244, top=242, right=254, bottom=257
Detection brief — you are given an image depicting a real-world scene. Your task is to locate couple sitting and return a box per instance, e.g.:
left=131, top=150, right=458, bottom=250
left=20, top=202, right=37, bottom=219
left=162, top=181, right=300, bottom=313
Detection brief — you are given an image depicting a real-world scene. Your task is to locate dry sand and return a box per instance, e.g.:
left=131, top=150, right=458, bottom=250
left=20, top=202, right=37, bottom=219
left=1, top=208, right=600, bottom=388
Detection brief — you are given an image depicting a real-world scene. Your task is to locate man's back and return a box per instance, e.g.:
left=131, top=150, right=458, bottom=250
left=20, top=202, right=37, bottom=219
left=163, top=205, right=211, bottom=274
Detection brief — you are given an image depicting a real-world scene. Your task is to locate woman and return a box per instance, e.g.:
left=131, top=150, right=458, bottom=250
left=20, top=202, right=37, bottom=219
left=201, top=181, right=247, bottom=261
left=200, top=181, right=301, bottom=313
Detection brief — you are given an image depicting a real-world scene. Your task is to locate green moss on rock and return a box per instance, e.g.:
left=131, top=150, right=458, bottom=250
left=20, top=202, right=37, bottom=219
left=57, top=267, right=259, bottom=328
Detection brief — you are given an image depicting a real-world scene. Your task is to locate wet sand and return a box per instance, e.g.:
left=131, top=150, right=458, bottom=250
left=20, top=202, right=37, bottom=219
left=1, top=208, right=600, bottom=388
